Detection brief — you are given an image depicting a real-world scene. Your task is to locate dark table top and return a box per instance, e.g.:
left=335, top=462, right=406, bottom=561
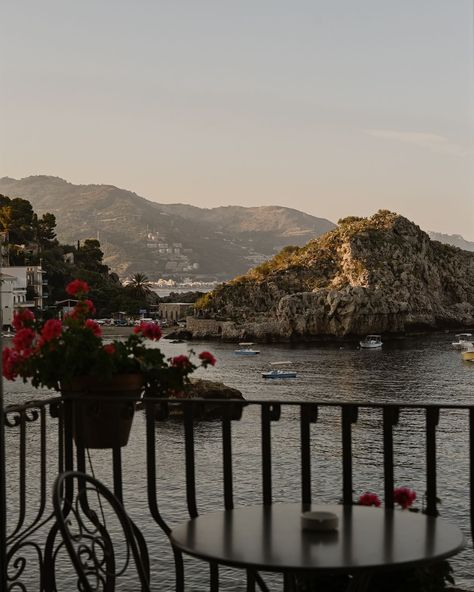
left=170, top=503, right=464, bottom=573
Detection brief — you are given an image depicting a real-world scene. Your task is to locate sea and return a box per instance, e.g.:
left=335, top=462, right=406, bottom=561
left=152, top=285, right=216, bottom=298
left=3, top=332, right=474, bottom=591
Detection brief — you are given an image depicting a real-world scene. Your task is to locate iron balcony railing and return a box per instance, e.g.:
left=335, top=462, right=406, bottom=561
left=2, top=396, right=474, bottom=591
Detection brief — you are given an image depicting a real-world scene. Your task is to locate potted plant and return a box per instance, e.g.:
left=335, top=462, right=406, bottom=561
left=2, top=279, right=216, bottom=448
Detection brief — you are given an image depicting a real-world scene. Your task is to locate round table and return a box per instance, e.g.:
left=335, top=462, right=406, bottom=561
left=170, top=503, right=464, bottom=589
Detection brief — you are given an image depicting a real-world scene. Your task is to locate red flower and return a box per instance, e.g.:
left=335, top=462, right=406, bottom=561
left=358, top=492, right=381, bottom=507
left=41, top=319, right=63, bottom=342
left=85, top=319, right=102, bottom=337
left=2, top=348, right=20, bottom=380
left=83, top=299, right=96, bottom=315
left=134, top=322, right=162, bottom=341
left=66, top=279, right=89, bottom=296
left=171, top=354, right=192, bottom=370
left=13, top=328, right=36, bottom=352
left=198, top=351, right=216, bottom=366
left=12, top=309, right=35, bottom=331
left=394, top=487, right=416, bottom=510
left=103, top=343, right=116, bottom=355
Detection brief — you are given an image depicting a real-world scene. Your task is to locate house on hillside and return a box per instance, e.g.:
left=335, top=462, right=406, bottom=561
left=0, top=265, right=47, bottom=327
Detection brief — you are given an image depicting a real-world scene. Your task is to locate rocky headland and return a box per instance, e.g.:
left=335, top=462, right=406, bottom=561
left=191, top=211, right=474, bottom=340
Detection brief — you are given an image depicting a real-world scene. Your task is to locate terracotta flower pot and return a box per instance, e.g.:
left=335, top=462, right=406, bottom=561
left=61, top=374, right=144, bottom=449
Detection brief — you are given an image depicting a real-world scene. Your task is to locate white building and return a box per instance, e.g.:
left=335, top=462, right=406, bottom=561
left=0, top=265, right=46, bottom=327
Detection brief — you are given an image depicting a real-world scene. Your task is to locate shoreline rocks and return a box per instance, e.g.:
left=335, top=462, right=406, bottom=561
left=141, top=379, right=245, bottom=421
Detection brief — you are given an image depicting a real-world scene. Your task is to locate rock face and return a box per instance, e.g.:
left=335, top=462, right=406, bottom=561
left=193, top=211, right=474, bottom=339
left=149, top=379, right=245, bottom=421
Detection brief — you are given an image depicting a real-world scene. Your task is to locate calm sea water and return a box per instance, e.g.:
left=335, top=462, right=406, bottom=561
left=3, top=333, right=474, bottom=590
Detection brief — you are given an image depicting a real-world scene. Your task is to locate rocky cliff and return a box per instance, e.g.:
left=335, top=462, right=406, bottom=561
left=193, top=211, right=474, bottom=339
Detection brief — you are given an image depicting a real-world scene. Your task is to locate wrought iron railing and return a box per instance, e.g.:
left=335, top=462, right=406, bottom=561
left=2, top=397, right=474, bottom=591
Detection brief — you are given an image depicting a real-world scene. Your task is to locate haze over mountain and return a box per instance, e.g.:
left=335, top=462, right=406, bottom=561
left=0, top=176, right=335, bottom=280
left=428, top=232, right=474, bottom=253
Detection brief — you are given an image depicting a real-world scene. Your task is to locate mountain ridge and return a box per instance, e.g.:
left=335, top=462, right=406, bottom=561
left=0, top=175, right=335, bottom=280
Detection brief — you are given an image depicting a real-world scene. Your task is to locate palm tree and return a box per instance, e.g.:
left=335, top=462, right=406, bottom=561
left=128, top=273, right=153, bottom=298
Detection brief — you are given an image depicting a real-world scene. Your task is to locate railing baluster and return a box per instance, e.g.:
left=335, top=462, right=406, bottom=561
left=113, top=447, right=123, bottom=504
left=383, top=406, right=399, bottom=509
left=342, top=405, right=358, bottom=505
left=184, top=402, right=198, bottom=518
left=27, top=407, right=47, bottom=534
left=261, top=403, right=280, bottom=505
left=56, top=402, right=64, bottom=474
left=222, top=409, right=234, bottom=510
left=425, top=406, right=440, bottom=517
left=145, top=400, right=172, bottom=536
left=300, top=404, right=318, bottom=506
left=10, top=411, right=27, bottom=538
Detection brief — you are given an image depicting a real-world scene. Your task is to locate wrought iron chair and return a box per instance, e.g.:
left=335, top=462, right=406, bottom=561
left=52, top=470, right=151, bottom=591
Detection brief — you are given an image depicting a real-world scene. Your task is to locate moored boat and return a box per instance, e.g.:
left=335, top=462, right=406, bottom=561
left=461, top=347, right=474, bottom=362
left=359, top=335, right=383, bottom=349
left=234, top=342, right=260, bottom=355
left=452, top=333, right=473, bottom=349
left=262, top=361, right=297, bottom=379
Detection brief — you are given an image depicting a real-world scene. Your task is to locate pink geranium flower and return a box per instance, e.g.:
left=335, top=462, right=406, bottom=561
left=103, top=343, right=116, bottom=355
left=41, top=319, right=63, bottom=342
left=66, top=279, right=89, bottom=296
left=171, top=354, right=192, bottom=370
left=85, top=319, right=102, bottom=337
left=134, top=322, right=162, bottom=341
left=394, top=487, right=416, bottom=509
left=198, top=351, right=216, bottom=366
left=2, top=278, right=215, bottom=395
left=13, top=328, right=36, bottom=352
left=12, top=309, right=35, bottom=331
left=2, top=348, right=20, bottom=381
left=358, top=492, right=381, bottom=507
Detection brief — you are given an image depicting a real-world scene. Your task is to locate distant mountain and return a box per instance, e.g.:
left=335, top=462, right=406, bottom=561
left=0, top=176, right=335, bottom=280
left=428, top=232, right=474, bottom=252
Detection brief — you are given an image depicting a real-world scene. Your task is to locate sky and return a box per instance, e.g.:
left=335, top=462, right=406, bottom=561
left=1, top=1, right=473, bottom=238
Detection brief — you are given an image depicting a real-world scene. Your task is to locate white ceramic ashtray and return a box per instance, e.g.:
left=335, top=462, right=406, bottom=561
left=301, top=511, right=339, bottom=532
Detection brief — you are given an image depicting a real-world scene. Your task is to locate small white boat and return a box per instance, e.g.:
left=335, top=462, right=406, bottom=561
left=359, top=335, right=383, bottom=349
left=262, top=361, right=297, bottom=379
left=452, top=333, right=473, bottom=349
left=234, top=342, right=260, bottom=355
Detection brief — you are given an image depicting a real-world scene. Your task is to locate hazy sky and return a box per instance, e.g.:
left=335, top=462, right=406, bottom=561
left=1, top=1, right=473, bottom=238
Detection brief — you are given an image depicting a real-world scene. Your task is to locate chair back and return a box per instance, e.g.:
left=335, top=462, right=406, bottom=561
left=53, top=470, right=151, bottom=592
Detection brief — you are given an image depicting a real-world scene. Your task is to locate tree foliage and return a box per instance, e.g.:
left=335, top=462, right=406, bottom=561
left=1, top=193, right=147, bottom=316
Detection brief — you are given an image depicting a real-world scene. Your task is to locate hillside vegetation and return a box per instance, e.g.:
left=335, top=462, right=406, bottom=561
left=0, top=176, right=335, bottom=280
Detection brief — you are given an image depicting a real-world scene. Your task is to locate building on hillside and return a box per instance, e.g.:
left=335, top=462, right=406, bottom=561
left=0, top=265, right=47, bottom=327
left=158, top=302, right=194, bottom=322
left=0, top=272, right=20, bottom=327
